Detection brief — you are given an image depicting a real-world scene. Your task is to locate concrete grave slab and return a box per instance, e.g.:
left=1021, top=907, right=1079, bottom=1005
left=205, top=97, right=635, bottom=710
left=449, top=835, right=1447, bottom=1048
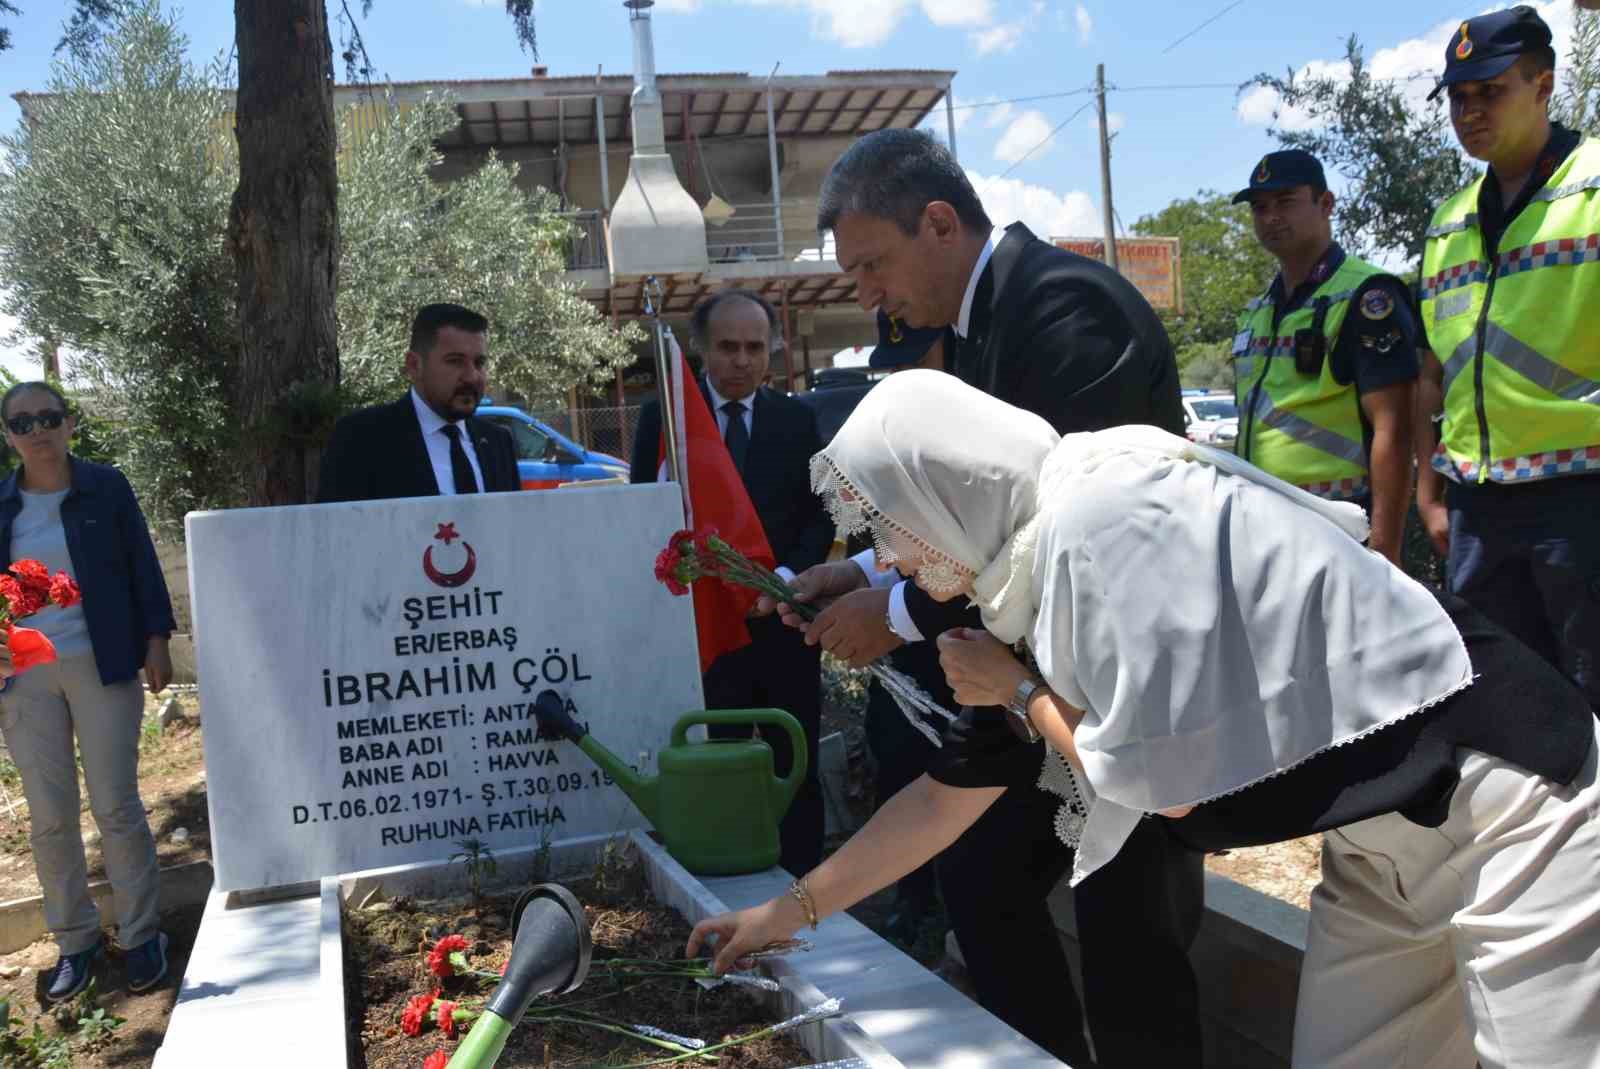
left=186, top=483, right=704, bottom=892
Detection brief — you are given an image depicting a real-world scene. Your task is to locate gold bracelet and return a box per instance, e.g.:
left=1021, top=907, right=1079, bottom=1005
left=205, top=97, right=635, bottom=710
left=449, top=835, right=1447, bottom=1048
left=788, top=877, right=818, bottom=930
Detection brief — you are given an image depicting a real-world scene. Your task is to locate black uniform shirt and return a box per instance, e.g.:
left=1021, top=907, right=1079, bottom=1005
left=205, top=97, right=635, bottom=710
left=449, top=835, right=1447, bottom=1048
left=1264, top=242, right=1421, bottom=396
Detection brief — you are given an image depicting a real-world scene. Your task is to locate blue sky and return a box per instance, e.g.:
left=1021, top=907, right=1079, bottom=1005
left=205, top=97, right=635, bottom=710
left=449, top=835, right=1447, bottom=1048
left=0, top=0, right=1585, bottom=376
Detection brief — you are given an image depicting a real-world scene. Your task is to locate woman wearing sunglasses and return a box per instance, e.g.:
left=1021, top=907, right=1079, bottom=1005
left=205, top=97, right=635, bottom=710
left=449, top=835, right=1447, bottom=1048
left=0, top=381, right=175, bottom=1002
left=690, top=371, right=1600, bottom=1068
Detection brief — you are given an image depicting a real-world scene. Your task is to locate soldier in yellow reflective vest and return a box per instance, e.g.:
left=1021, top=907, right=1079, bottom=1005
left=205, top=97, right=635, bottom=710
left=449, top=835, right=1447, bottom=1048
left=1231, top=150, right=1418, bottom=565
left=1416, top=6, right=1599, bottom=712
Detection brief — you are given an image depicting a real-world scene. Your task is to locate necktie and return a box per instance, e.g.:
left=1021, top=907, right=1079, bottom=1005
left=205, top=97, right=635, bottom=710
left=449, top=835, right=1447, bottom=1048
left=722, top=400, right=749, bottom=476
left=441, top=423, right=480, bottom=494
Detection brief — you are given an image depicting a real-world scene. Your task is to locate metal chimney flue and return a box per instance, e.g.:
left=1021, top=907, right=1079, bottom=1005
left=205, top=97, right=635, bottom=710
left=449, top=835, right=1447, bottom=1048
left=607, top=0, right=708, bottom=278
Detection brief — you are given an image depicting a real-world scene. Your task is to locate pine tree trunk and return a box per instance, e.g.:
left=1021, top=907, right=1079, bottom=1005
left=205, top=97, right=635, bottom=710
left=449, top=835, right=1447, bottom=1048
left=227, top=0, right=339, bottom=506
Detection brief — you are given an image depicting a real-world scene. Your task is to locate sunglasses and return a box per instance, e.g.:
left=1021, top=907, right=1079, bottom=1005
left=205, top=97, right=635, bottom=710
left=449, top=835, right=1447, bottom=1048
left=5, top=410, right=67, bottom=436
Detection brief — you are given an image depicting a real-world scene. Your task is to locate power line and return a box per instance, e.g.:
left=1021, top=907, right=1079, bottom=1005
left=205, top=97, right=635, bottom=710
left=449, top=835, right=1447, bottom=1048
left=982, top=100, right=1094, bottom=189
left=1113, top=82, right=1241, bottom=92
left=1161, top=0, right=1247, bottom=54
left=948, top=87, right=1094, bottom=112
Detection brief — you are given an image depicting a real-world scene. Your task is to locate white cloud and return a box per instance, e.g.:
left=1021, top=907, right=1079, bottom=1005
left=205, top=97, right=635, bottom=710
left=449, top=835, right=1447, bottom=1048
left=1074, top=3, right=1093, bottom=45
left=1237, top=2, right=1580, bottom=130
left=993, top=110, right=1056, bottom=163
left=983, top=99, right=1016, bottom=129
left=0, top=306, right=44, bottom=382
left=654, top=0, right=704, bottom=10
left=921, top=0, right=996, bottom=28
left=736, top=0, right=993, bottom=47
left=968, top=170, right=1099, bottom=240
left=972, top=22, right=1026, bottom=55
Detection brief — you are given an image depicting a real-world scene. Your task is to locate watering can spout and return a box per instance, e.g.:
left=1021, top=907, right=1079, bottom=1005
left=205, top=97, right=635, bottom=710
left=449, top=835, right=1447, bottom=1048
left=579, top=734, right=659, bottom=823
left=532, top=689, right=660, bottom=824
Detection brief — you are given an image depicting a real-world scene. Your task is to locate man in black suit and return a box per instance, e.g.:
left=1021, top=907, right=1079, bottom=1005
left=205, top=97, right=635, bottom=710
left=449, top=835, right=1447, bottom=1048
left=777, top=129, right=1199, bottom=1068
left=318, top=303, right=520, bottom=503
left=629, top=291, right=835, bottom=876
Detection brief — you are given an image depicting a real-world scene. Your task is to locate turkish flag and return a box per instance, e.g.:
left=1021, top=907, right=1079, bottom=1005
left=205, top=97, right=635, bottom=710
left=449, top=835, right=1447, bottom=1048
left=658, top=332, right=776, bottom=672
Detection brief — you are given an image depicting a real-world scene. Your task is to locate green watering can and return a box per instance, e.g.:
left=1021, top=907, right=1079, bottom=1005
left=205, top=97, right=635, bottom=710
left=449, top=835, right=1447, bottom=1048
left=536, top=692, right=806, bottom=875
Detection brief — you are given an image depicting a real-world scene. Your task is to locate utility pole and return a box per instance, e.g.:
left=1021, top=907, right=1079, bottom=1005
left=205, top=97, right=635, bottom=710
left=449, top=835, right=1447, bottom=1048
left=1095, top=63, right=1119, bottom=273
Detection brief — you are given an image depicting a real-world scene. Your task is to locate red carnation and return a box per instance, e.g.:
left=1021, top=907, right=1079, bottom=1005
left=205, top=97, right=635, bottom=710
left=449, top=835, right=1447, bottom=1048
left=48, top=571, right=80, bottom=609
left=400, top=991, right=437, bottom=1036
left=10, top=559, right=49, bottom=594
left=435, top=999, right=460, bottom=1038
left=422, top=1053, right=449, bottom=1069
left=426, top=934, right=469, bottom=978
left=654, top=547, right=688, bottom=596
left=0, top=576, right=24, bottom=616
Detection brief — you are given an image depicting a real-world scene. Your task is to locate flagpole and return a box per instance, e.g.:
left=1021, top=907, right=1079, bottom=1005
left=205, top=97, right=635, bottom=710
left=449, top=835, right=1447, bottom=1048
left=643, top=276, right=683, bottom=487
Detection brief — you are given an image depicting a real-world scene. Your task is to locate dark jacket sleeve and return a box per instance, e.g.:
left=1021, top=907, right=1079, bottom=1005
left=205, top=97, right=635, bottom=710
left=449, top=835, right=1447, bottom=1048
left=476, top=419, right=520, bottom=492
left=629, top=400, right=661, bottom=484
left=903, top=581, right=984, bottom=643
left=112, top=468, right=176, bottom=640
left=316, top=412, right=367, bottom=503
left=779, top=406, right=835, bottom=573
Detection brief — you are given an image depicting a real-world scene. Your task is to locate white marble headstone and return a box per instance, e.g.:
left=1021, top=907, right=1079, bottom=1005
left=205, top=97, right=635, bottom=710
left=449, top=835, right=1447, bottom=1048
left=187, top=483, right=705, bottom=893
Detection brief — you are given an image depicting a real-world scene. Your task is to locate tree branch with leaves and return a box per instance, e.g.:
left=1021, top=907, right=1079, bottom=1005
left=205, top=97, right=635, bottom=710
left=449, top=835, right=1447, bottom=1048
left=1244, top=36, right=1476, bottom=266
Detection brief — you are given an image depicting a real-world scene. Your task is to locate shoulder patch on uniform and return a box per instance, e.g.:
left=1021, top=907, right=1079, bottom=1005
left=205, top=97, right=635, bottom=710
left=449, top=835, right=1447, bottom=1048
left=1359, top=287, right=1395, bottom=321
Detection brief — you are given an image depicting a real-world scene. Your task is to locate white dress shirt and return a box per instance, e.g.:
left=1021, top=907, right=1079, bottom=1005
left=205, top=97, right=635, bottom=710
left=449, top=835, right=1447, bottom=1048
left=703, top=379, right=755, bottom=439
left=954, top=225, right=1008, bottom=339
left=858, top=225, right=1007, bottom=641
left=411, top=387, right=486, bottom=495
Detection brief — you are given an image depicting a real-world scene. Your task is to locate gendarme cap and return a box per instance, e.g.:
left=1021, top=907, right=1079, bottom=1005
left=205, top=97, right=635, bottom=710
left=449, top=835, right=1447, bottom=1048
left=1428, top=6, right=1552, bottom=102
left=870, top=310, right=946, bottom=370
left=1231, top=150, right=1327, bottom=205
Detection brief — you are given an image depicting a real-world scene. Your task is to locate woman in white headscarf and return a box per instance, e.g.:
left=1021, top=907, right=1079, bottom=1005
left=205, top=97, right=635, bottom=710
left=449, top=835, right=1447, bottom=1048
left=688, top=371, right=1600, bottom=1069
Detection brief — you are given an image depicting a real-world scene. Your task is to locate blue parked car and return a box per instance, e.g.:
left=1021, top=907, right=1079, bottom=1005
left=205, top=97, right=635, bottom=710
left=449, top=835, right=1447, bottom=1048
left=474, top=403, right=628, bottom=490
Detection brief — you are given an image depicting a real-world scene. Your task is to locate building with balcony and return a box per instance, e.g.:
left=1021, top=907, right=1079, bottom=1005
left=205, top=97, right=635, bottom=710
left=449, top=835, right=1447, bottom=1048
left=353, top=40, right=955, bottom=454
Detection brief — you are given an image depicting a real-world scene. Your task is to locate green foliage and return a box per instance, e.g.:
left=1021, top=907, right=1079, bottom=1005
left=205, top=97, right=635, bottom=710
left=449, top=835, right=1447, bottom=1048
left=1245, top=36, right=1477, bottom=265
left=0, top=6, right=637, bottom=525
left=451, top=837, right=497, bottom=901
left=1174, top=341, right=1234, bottom=392
left=820, top=654, right=869, bottom=719
left=1133, top=191, right=1276, bottom=348
left=0, top=368, right=123, bottom=482
left=0, top=1, right=242, bottom=536
left=0, top=978, right=123, bottom=1069
left=1556, top=8, right=1600, bottom=137
left=336, top=95, right=642, bottom=412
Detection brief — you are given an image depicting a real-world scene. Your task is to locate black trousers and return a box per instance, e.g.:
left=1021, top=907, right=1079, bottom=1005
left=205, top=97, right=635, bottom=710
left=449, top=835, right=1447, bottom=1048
left=938, top=783, right=1204, bottom=1068
left=864, top=675, right=941, bottom=907
left=702, top=615, right=824, bottom=876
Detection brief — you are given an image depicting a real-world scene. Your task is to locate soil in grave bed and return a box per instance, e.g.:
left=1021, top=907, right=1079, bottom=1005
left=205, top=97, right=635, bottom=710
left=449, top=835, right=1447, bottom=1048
left=345, top=850, right=812, bottom=1069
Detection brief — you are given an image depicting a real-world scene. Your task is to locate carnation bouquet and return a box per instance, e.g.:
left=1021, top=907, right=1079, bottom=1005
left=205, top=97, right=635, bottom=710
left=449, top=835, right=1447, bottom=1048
left=0, top=559, right=83, bottom=675
left=655, top=528, right=956, bottom=745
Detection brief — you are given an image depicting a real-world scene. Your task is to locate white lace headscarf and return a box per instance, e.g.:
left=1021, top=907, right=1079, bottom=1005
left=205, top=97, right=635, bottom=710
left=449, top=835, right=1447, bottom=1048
left=810, top=369, right=1057, bottom=596
left=815, top=371, right=1473, bottom=886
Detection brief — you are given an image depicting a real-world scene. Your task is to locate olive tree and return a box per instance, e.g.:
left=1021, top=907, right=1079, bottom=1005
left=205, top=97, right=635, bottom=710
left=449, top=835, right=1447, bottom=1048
left=1244, top=37, right=1475, bottom=265
left=0, top=3, right=242, bottom=531
left=1, top=4, right=638, bottom=532
left=337, top=97, right=641, bottom=411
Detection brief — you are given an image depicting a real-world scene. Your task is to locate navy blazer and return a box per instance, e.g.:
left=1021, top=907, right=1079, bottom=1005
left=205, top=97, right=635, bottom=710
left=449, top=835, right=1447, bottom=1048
left=629, top=380, right=834, bottom=575
left=906, top=222, right=1186, bottom=641
left=316, top=395, right=520, bottom=503
left=0, top=458, right=177, bottom=686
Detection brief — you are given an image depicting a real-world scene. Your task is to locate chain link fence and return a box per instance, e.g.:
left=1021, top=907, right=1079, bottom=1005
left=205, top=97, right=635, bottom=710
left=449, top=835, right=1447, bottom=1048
left=533, top=404, right=643, bottom=463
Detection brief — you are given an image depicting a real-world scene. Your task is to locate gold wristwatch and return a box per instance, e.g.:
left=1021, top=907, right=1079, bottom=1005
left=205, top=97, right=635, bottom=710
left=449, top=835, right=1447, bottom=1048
left=1005, top=677, right=1045, bottom=744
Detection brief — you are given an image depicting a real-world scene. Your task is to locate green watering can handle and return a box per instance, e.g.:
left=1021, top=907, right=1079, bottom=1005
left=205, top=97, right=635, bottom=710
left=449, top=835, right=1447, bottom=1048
left=670, top=708, right=809, bottom=816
